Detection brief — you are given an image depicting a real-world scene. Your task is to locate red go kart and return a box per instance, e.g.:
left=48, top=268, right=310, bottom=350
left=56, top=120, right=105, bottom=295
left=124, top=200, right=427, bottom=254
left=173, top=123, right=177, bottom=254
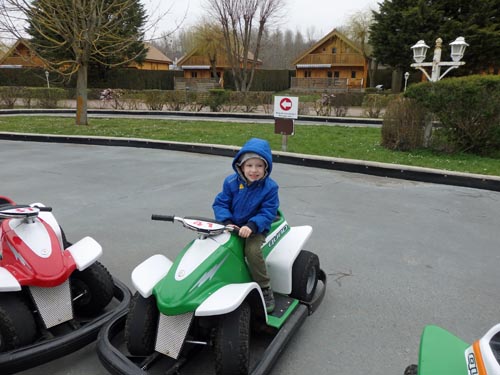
left=0, top=196, right=130, bottom=374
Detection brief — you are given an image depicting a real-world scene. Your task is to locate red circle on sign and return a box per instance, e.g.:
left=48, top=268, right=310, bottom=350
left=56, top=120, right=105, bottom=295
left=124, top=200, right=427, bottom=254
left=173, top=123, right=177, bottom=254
left=279, top=98, right=292, bottom=111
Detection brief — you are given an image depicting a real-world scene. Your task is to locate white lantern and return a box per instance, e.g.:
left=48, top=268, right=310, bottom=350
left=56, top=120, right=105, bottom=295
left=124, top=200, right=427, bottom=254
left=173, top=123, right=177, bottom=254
left=449, top=37, right=469, bottom=62
left=411, top=40, right=430, bottom=63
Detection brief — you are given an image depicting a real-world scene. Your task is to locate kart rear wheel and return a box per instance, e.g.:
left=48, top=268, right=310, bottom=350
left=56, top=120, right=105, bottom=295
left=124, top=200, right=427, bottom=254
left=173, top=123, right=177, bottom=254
left=125, top=292, right=159, bottom=356
left=70, top=261, right=114, bottom=316
left=214, top=301, right=250, bottom=375
left=290, top=250, right=320, bottom=302
left=0, top=293, right=37, bottom=352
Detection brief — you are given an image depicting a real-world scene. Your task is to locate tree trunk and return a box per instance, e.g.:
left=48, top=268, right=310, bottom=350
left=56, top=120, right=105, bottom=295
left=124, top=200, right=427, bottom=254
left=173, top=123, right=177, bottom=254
left=75, top=65, right=88, bottom=125
left=391, top=69, right=403, bottom=93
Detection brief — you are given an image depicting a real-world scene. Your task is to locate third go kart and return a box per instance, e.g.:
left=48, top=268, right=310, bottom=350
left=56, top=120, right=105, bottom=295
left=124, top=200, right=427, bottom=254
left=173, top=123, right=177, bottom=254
left=97, top=210, right=326, bottom=375
left=0, top=196, right=130, bottom=374
left=404, top=323, right=500, bottom=375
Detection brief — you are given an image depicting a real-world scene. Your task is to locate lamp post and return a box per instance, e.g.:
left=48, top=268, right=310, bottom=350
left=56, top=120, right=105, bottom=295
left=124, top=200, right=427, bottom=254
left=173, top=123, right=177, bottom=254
left=44, top=70, right=50, bottom=89
left=410, top=37, right=468, bottom=82
left=404, top=71, right=410, bottom=91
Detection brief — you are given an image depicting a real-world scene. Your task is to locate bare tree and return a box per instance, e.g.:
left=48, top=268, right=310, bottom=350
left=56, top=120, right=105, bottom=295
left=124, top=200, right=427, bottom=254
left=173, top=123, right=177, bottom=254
left=0, top=0, right=150, bottom=125
left=344, top=10, right=377, bottom=87
left=192, top=21, right=225, bottom=79
left=206, top=0, right=284, bottom=92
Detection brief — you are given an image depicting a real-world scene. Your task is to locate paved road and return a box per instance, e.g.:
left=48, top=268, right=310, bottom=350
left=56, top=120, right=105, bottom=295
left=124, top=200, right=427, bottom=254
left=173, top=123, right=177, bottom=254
left=1, top=140, right=499, bottom=375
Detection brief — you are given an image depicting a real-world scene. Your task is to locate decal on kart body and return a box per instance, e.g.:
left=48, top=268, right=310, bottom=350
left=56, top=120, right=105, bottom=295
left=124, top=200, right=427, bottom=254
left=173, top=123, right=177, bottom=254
left=262, top=222, right=290, bottom=258
left=189, top=254, right=229, bottom=292
left=465, top=342, right=485, bottom=375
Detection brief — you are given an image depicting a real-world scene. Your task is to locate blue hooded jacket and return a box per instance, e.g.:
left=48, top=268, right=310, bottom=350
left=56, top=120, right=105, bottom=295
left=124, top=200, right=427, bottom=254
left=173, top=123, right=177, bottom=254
left=213, top=138, right=279, bottom=234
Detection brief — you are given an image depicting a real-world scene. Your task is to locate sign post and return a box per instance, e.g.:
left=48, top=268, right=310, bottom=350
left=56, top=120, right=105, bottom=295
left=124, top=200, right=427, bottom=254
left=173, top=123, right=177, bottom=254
left=273, top=96, right=298, bottom=152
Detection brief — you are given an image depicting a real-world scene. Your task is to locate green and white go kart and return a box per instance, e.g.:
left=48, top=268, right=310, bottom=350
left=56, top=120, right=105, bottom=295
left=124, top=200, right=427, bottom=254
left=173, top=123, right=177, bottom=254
left=97, top=210, right=326, bottom=375
left=404, top=323, right=500, bottom=375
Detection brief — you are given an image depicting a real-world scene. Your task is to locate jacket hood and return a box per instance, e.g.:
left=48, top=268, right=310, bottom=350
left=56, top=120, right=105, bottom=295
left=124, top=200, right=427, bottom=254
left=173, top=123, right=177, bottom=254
left=232, top=138, right=273, bottom=179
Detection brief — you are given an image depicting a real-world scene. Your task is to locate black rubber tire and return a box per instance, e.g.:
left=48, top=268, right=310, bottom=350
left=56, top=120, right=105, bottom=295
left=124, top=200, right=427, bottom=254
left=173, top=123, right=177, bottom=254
left=214, top=302, right=251, bottom=375
left=124, top=292, right=159, bottom=356
left=404, top=364, right=418, bottom=375
left=70, top=261, right=114, bottom=316
left=290, top=250, right=320, bottom=302
left=0, top=293, right=37, bottom=352
left=59, top=225, right=72, bottom=249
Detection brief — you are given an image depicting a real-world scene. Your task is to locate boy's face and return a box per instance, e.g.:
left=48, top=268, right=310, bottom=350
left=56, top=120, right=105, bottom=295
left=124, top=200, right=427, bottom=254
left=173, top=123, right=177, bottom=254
left=241, top=158, right=266, bottom=183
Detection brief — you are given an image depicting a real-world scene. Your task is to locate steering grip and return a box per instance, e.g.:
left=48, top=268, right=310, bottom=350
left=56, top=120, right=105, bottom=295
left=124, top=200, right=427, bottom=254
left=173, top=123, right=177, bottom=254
left=151, top=214, right=175, bottom=222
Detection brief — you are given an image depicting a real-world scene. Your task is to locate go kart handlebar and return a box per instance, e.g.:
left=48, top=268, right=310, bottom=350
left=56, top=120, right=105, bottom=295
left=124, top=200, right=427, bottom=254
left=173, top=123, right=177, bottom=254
left=151, top=214, right=175, bottom=222
left=0, top=204, right=52, bottom=219
left=151, top=214, right=237, bottom=236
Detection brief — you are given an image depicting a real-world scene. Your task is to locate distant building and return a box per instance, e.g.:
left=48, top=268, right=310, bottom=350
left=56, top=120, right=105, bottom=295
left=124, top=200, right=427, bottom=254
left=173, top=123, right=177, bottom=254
left=0, top=39, right=172, bottom=70
left=175, top=47, right=262, bottom=90
left=291, top=29, right=368, bottom=91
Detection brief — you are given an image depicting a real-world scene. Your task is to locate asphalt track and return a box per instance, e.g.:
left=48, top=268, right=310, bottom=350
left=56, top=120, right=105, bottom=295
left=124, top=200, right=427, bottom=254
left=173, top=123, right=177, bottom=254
left=1, top=139, right=499, bottom=375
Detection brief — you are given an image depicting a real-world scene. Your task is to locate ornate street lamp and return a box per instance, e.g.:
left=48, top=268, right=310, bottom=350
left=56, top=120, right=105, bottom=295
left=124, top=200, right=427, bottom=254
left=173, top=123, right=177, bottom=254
left=410, top=37, right=468, bottom=82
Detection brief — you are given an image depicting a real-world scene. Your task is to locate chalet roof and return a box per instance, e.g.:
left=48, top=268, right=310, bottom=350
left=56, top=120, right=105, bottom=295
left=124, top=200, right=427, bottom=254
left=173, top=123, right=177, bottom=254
left=177, top=47, right=261, bottom=67
left=0, top=39, right=26, bottom=65
left=0, top=39, right=172, bottom=66
left=292, top=28, right=364, bottom=66
left=144, top=43, right=172, bottom=64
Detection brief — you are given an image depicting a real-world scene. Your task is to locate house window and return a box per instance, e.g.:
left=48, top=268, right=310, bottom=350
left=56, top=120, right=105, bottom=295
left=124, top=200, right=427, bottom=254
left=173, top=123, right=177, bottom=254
left=304, top=70, right=312, bottom=78
left=332, top=47, right=337, bottom=54
left=191, top=71, right=198, bottom=78
left=334, top=71, right=340, bottom=78
left=351, top=71, right=356, bottom=79
left=327, top=71, right=333, bottom=78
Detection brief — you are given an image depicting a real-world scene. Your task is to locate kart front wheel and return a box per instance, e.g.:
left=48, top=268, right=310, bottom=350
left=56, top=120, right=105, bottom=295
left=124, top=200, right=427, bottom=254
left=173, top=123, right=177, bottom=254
left=290, top=250, right=320, bottom=302
left=214, top=301, right=250, bottom=375
left=70, top=261, right=114, bottom=316
left=125, top=292, right=159, bottom=356
left=404, top=364, right=418, bottom=375
left=0, top=293, right=37, bottom=352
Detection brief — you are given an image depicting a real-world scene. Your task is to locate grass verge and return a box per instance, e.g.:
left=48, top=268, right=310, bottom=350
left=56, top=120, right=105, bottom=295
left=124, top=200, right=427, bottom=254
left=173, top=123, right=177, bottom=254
left=0, top=115, right=498, bottom=176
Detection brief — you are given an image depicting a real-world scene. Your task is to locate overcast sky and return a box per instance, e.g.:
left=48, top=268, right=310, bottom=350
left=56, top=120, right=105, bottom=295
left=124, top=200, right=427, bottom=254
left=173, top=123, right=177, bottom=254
left=145, top=0, right=381, bottom=40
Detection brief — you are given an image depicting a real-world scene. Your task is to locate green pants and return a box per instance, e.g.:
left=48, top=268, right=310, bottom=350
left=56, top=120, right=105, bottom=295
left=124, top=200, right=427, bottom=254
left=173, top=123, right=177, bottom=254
left=245, top=233, right=270, bottom=289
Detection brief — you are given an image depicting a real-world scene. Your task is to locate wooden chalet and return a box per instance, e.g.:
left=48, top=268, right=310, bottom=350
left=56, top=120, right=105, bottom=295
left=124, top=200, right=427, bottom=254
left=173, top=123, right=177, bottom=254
left=0, top=39, right=172, bottom=71
left=0, top=39, right=44, bottom=68
left=292, top=29, right=368, bottom=91
left=176, top=48, right=262, bottom=90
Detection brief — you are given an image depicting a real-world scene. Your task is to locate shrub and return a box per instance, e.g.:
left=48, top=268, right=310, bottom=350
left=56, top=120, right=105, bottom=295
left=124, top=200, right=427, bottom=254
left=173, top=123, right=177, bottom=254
left=27, top=87, right=67, bottom=108
left=0, top=86, right=24, bottom=108
left=381, top=96, right=427, bottom=151
left=405, top=75, right=500, bottom=155
left=205, top=89, right=230, bottom=112
left=362, top=94, right=394, bottom=118
left=141, top=90, right=166, bottom=111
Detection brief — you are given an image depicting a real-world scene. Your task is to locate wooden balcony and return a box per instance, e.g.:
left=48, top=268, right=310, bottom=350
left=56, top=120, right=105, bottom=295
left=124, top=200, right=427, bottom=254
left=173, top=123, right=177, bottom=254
left=296, top=53, right=365, bottom=67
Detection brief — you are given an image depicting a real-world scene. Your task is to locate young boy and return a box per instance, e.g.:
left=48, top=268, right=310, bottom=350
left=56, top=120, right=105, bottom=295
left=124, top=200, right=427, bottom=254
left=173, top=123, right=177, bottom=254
left=213, top=138, right=279, bottom=313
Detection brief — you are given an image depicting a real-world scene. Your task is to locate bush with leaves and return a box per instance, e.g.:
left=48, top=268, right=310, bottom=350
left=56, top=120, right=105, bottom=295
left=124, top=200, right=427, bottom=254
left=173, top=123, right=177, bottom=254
left=381, top=96, right=427, bottom=151
left=404, top=75, right=500, bottom=155
left=205, top=89, right=230, bottom=112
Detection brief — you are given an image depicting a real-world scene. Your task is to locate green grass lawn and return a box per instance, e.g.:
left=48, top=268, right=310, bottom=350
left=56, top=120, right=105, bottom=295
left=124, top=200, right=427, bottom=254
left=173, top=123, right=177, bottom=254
left=1, top=115, right=499, bottom=176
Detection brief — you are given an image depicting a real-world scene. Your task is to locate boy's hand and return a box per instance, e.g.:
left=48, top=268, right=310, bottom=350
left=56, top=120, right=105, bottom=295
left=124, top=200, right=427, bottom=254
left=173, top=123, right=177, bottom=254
left=238, top=225, right=253, bottom=238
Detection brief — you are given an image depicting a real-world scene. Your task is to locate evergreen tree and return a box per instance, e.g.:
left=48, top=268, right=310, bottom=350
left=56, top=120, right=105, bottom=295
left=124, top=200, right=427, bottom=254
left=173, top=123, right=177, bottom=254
left=370, top=0, right=500, bottom=76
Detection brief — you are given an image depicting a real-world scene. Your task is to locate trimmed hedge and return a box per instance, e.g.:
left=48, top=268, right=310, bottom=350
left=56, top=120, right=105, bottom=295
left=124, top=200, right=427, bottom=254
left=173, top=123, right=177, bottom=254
left=404, top=75, right=500, bottom=155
